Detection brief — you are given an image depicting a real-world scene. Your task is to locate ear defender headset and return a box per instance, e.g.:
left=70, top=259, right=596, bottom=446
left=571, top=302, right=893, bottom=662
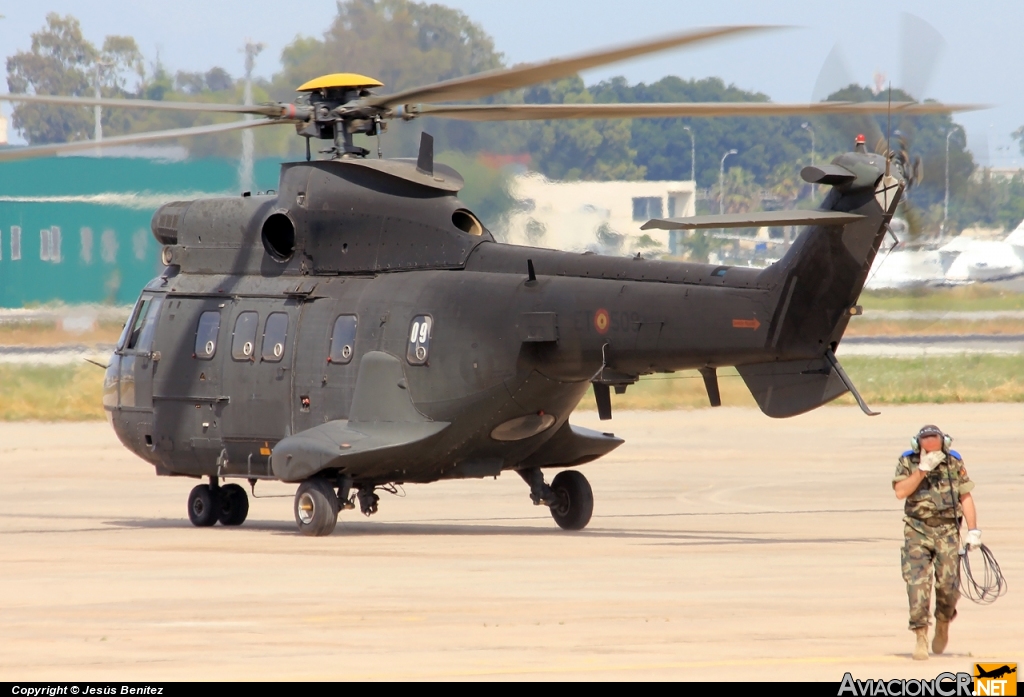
left=910, top=425, right=953, bottom=454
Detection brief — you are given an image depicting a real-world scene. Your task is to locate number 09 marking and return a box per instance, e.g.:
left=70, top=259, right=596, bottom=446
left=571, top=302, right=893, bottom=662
left=407, top=315, right=433, bottom=365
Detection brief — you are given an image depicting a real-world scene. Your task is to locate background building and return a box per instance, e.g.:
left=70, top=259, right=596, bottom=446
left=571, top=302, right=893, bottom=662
left=0, top=156, right=280, bottom=307
left=504, top=174, right=696, bottom=256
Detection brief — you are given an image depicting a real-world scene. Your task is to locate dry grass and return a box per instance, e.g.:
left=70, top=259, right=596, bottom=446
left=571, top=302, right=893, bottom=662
left=860, top=286, right=1024, bottom=312
left=577, top=355, right=1024, bottom=412
left=844, top=319, right=1024, bottom=337
left=2, top=355, right=1022, bottom=421
left=0, top=320, right=124, bottom=347
left=0, top=365, right=106, bottom=421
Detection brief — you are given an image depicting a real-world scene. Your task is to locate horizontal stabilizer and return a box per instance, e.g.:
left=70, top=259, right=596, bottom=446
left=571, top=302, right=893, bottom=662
left=641, top=210, right=863, bottom=231
left=800, top=164, right=857, bottom=186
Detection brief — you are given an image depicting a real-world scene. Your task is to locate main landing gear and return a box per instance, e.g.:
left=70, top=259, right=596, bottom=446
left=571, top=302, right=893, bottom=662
left=292, top=476, right=362, bottom=537
left=187, top=477, right=249, bottom=527
left=518, top=468, right=594, bottom=530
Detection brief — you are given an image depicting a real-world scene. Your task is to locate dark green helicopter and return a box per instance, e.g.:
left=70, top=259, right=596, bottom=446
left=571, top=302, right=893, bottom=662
left=0, top=27, right=974, bottom=536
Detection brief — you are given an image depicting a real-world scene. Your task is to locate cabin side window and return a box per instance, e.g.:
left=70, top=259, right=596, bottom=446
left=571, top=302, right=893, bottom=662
left=194, top=311, right=221, bottom=359
left=329, top=315, right=357, bottom=364
left=406, top=315, right=432, bottom=365
left=261, top=312, right=288, bottom=362
left=231, top=311, right=259, bottom=361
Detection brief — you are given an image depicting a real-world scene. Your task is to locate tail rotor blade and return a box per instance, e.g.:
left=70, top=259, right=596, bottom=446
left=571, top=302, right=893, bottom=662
left=811, top=43, right=856, bottom=102
left=899, top=13, right=945, bottom=100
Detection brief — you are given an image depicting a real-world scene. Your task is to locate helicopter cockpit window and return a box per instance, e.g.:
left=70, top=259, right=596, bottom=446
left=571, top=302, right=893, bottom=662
left=194, top=311, right=221, bottom=360
left=124, top=298, right=151, bottom=350
left=231, top=312, right=259, bottom=361
left=261, top=312, right=289, bottom=362
left=451, top=209, right=483, bottom=236
left=329, top=315, right=357, bottom=364
left=406, top=315, right=432, bottom=365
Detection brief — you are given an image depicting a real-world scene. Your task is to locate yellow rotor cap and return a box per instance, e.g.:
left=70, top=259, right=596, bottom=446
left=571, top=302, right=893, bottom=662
left=297, top=73, right=384, bottom=92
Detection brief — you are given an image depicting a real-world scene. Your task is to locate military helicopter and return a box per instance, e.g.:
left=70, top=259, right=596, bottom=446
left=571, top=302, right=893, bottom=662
left=0, top=26, right=975, bottom=536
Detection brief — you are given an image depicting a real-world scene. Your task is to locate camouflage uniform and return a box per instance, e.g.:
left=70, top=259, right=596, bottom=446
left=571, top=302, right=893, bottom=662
left=893, top=450, right=974, bottom=630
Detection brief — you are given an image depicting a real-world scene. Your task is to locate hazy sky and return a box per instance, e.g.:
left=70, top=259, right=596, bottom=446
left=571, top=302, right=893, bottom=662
left=1, top=0, right=1021, bottom=166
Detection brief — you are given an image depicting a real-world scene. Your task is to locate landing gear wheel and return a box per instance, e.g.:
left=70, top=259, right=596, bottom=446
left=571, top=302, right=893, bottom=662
left=294, top=479, right=339, bottom=537
left=187, top=484, right=219, bottom=527
left=549, top=470, right=593, bottom=531
left=218, top=483, right=249, bottom=526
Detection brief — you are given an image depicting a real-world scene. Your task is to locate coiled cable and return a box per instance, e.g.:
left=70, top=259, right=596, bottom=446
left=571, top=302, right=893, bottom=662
left=959, top=543, right=1007, bottom=605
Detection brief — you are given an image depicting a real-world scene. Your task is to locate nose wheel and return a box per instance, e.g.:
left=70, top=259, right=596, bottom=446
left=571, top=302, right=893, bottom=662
left=187, top=479, right=250, bottom=527
left=218, top=483, right=249, bottom=526
left=187, top=483, right=219, bottom=527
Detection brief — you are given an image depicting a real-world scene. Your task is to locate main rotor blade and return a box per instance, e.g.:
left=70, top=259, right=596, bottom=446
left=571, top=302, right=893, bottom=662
left=0, top=92, right=289, bottom=117
left=411, top=100, right=984, bottom=122
left=0, top=119, right=281, bottom=162
left=369, top=25, right=772, bottom=108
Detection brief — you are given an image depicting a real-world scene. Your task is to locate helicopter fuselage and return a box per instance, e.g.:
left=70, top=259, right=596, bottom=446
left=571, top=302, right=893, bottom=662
left=103, top=151, right=897, bottom=499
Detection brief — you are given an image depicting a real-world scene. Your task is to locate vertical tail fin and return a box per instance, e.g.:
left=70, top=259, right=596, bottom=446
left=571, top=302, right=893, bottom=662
left=758, top=152, right=901, bottom=356
left=740, top=151, right=903, bottom=418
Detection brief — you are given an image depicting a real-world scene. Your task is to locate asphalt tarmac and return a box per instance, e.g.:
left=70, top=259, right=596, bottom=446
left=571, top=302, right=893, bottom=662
left=1, top=405, right=1021, bottom=681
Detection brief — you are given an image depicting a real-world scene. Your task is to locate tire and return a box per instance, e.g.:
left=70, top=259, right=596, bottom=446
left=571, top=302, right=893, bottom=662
left=294, top=479, right=339, bottom=537
left=187, top=484, right=219, bottom=527
left=218, top=483, right=249, bottom=526
left=549, top=470, right=594, bottom=531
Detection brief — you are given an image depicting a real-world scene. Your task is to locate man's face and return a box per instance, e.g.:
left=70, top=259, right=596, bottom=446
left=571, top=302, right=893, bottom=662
left=920, top=434, right=942, bottom=453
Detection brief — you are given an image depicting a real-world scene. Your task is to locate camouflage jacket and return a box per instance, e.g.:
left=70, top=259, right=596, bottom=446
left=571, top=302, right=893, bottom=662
left=893, top=449, right=975, bottom=534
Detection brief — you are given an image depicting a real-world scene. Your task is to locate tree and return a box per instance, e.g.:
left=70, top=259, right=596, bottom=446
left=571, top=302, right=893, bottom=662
left=272, top=0, right=509, bottom=158
left=435, top=150, right=515, bottom=227
left=590, top=76, right=806, bottom=187
left=6, top=13, right=142, bottom=144
left=522, top=77, right=644, bottom=181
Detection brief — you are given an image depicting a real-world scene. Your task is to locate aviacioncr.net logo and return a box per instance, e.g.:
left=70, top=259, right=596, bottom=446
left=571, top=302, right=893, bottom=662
left=838, top=672, right=974, bottom=696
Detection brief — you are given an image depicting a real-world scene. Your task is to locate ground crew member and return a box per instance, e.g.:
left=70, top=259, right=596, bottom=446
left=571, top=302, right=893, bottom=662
left=893, top=425, right=981, bottom=661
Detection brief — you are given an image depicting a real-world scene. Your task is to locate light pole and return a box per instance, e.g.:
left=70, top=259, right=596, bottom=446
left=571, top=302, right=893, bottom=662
left=240, top=39, right=265, bottom=194
left=93, top=60, right=113, bottom=147
left=943, top=125, right=964, bottom=238
left=682, top=125, right=695, bottom=183
left=719, top=149, right=737, bottom=216
left=801, top=122, right=815, bottom=200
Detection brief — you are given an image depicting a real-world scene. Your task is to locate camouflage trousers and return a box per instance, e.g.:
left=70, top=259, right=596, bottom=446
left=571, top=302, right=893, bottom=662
left=901, top=522, right=960, bottom=631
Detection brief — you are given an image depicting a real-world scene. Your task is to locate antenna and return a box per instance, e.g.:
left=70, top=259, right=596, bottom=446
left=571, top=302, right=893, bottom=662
left=886, top=83, right=892, bottom=179
left=884, top=83, right=892, bottom=211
